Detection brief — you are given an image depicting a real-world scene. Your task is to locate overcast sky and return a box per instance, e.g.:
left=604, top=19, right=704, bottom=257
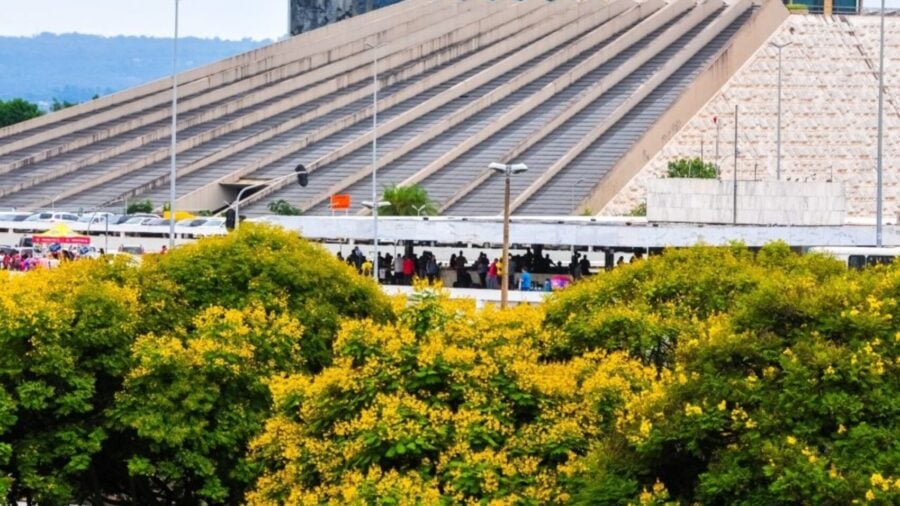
left=0, top=0, right=288, bottom=40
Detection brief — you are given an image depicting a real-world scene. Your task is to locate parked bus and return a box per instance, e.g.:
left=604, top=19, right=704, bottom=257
left=807, top=247, right=900, bottom=269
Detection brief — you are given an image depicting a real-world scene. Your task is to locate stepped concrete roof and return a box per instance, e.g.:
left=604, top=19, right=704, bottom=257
left=0, top=0, right=798, bottom=218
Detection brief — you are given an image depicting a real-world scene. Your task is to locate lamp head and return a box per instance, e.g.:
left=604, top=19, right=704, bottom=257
left=489, top=162, right=528, bottom=175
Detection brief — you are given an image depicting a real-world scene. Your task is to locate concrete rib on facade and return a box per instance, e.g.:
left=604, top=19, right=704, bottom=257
left=1, top=0, right=794, bottom=217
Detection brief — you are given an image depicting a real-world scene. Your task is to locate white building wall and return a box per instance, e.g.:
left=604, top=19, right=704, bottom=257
left=647, top=179, right=846, bottom=225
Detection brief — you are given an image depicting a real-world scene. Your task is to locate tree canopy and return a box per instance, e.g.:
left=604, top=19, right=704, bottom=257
left=379, top=184, right=437, bottom=216
left=1, top=237, right=897, bottom=505
left=0, top=98, right=42, bottom=128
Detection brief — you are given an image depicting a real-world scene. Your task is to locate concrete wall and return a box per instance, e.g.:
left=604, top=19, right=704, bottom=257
left=584, top=0, right=789, bottom=214
left=646, top=178, right=846, bottom=225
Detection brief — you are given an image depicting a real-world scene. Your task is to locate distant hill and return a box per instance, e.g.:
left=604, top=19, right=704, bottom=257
left=0, top=33, right=271, bottom=108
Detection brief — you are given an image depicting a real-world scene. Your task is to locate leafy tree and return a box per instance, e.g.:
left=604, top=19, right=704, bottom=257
left=0, top=98, right=42, bottom=127
left=50, top=98, right=77, bottom=112
left=267, top=199, right=301, bottom=216
left=380, top=183, right=437, bottom=216
left=567, top=246, right=899, bottom=505
left=248, top=285, right=656, bottom=504
left=666, top=157, right=718, bottom=179
left=0, top=260, right=140, bottom=504
left=126, top=199, right=153, bottom=214
left=113, top=224, right=394, bottom=504
left=114, top=305, right=307, bottom=503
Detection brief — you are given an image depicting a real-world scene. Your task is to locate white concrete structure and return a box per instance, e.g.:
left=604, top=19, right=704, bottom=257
left=256, top=215, right=900, bottom=247
left=604, top=13, right=900, bottom=223
left=647, top=178, right=846, bottom=224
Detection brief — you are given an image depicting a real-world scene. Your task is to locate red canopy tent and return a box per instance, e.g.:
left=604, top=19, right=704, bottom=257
left=31, top=223, right=91, bottom=245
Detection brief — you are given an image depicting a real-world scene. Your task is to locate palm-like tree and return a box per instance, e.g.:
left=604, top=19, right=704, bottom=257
left=379, top=184, right=437, bottom=216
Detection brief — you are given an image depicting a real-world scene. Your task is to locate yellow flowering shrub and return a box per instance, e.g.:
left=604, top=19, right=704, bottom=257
left=248, top=288, right=655, bottom=504
left=571, top=248, right=899, bottom=505
left=135, top=224, right=393, bottom=371
left=0, top=260, right=140, bottom=504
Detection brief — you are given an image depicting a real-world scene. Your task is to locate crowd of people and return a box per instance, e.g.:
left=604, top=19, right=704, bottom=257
left=337, top=245, right=612, bottom=290
left=0, top=246, right=101, bottom=271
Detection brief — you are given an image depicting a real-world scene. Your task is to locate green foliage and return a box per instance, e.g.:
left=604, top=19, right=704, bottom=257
left=134, top=224, right=393, bottom=359
left=0, top=235, right=897, bottom=505
left=267, top=199, right=302, bottom=216
left=0, top=225, right=393, bottom=505
left=666, top=157, right=718, bottom=179
left=785, top=2, right=810, bottom=13
left=247, top=294, right=656, bottom=503
left=628, top=202, right=647, bottom=217
left=0, top=260, right=140, bottom=504
left=0, top=98, right=42, bottom=127
left=126, top=199, right=153, bottom=214
left=50, top=98, right=77, bottom=111
left=114, top=305, right=307, bottom=503
left=380, top=183, right=437, bottom=216
left=567, top=247, right=899, bottom=505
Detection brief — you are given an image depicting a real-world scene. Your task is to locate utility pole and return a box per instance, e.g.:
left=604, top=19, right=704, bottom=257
left=876, top=0, right=885, bottom=247
left=771, top=41, right=791, bottom=181
left=733, top=105, right=739, bottom=225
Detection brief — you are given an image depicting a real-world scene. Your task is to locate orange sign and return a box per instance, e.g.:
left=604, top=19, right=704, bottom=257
left=330, top=194, right=351, bottom=210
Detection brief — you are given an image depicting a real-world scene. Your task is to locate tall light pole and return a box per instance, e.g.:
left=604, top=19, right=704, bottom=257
left=366, top=40, right=380, bottom=279
left=770, top=41, right=791, bottom=180
left=489, top=162, right=528, bottom=309
left=876, top=0, right=885, bottom=247
left=169, top=0, right=180, bottom=249
left=714, top=115, right=720, bottom=177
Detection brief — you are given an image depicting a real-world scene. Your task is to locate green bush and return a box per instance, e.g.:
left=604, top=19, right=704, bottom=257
left=126, top=199, right=153, bottom=214
left=267, top=199, right=302, bottom=216
left=666, top=157, right=718, bottom=179
left=567, top=250, right=899, bottom=505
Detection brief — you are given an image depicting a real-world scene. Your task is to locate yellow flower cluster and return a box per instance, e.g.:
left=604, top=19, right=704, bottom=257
left=247, top=295, right=656, bottom=504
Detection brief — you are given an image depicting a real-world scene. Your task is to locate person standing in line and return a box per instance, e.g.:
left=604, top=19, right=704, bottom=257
left=519, top=267, right=532, bottom=291
left=425, top=255, right=438, bottom=283
left=402, top=255, right=415, bottom=285
left=393, top=254, right=404, bottom=285
left=487, top=259, right=498, bottom=289
left=477, top=255, right=488, bottom=288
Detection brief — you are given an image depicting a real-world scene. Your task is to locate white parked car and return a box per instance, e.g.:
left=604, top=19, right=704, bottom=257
left=77, top=212, right=116, bottom=224
left=24, top=212, right=80, bottom=223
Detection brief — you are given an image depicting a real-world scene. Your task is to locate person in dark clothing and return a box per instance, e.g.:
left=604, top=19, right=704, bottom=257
left=579, top=256, right=591, bottom=277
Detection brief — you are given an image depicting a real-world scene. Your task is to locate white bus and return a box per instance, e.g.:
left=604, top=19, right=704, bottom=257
left=807, top=247, right=900, bottom=269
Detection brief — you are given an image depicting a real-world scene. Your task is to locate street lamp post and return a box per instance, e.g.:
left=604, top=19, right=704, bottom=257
left=366, top=40, right=380, bottom=280
left=489, top=162, right=528, bottom=309
left=232, top=165, right=308, bottom=230
left=770, top=41, right=791, bottom=180
left=169, top=0, right=180, bottom=249
left=876, top=0, right=885, bottom=247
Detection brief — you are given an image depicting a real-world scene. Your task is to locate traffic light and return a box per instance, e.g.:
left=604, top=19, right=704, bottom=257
left=295, top=163, right=308, bottom=187
left=225, top=208, right=236, bottom=230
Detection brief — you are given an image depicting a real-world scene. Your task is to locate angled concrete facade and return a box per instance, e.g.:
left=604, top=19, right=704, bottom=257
left=0, top=0, right=831, bottom=220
